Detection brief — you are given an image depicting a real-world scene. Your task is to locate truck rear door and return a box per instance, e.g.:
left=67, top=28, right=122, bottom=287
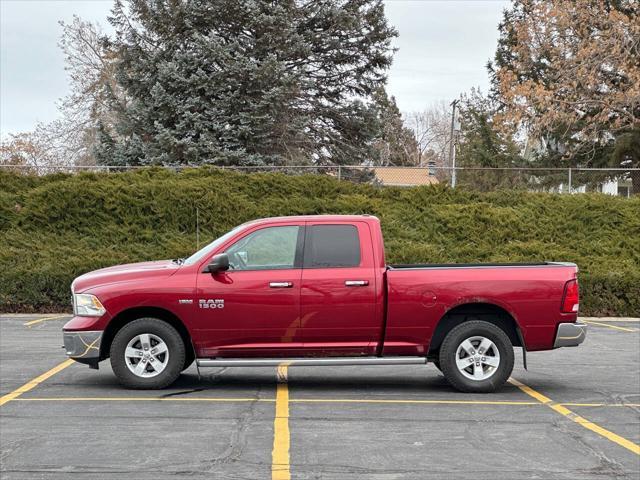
left=300, top=221, right=381, bottom=356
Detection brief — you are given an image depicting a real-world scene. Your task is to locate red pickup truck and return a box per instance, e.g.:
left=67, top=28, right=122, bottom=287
left=63, top=215, right=585, bottom=392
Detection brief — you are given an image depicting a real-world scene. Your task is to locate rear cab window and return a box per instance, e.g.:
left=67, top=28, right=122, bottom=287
left=303, top=224, right=361, bottom=268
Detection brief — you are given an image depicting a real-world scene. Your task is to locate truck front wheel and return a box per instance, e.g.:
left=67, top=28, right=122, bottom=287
left=439, top=320, right=514, bottom=393
left=110, top=318, right=185, bottom=389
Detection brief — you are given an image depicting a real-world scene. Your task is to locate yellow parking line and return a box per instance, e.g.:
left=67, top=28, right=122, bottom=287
left=290, top=398, right=538, bottom=406
left=0, top=359, right=75, bottom=407
left=23, top=315, right=70, bottom=327
left=292, top=398, right=640, bottom=408
left=580, top=319, right=640, bottom=323
left=9, top=397, right=640, bottom=408
left=14, top=397, right=275, bottom=402
left=509, top=377, right=640, bottom=456
left=272, top=364, right=291, bottom=480
left=582, top=320, right=638, bottom=332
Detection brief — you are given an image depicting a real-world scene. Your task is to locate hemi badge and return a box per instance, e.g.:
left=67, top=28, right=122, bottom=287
left=178, top=299, right=193, bottom=304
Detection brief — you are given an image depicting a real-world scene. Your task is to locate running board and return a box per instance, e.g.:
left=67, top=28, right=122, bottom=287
left=196, top=356, right=428, bottom=367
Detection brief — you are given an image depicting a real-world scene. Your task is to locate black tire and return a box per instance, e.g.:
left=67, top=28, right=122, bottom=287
left=110, top=318, right=185, bottom=389
left=432, top=360, right=441, bottom=372
left=439, top=320, right=514, bottom=393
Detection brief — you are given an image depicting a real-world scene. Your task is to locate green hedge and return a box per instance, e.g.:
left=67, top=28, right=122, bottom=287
left=1, top=168, right=639, bottom=315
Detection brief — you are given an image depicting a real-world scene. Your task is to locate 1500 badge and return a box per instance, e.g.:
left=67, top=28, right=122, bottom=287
left=199, top=299, right=224, bottom=309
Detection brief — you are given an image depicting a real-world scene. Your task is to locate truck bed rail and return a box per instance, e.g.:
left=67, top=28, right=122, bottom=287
left=388, top=261, right=576, bottom=270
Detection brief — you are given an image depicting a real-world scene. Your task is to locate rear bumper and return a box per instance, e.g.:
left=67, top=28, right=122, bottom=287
left=553, top=322, right=587, bottom=348
left=63, top=330, right=102, bottom=359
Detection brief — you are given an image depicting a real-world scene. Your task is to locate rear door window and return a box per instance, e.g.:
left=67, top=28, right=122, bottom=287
left=303, top=225, right=361, bottom=268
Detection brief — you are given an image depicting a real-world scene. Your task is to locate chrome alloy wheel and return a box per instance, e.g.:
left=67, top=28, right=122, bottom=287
left=124, top=333, right=169, bottom=378
left=455, top=335, right=500, bottom=381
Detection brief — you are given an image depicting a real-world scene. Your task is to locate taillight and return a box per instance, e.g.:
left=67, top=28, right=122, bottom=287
left=561, top=279, right=579, bottom=313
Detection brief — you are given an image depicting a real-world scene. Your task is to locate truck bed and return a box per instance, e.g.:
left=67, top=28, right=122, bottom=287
left=383, top=261, right=579, bottom=354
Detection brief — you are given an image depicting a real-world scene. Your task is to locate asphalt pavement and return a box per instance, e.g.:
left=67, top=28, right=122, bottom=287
left=0, top=314, right=638, bottom=479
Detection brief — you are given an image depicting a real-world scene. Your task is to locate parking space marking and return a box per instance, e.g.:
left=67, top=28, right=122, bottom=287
left=10, top=397, right=534, bottom=406
left=13, top=397, right=276, bottom=403
left=10, top=397, right=638, bottom=409
left=0, top=359, right=75, bottom=407
left=581, top=319, right=640, bottom=322
left=290, top=398, right=538, bottom=406
left=272, top=365, right=291, bottom=480
left=23, top=315, right=70, bottom=327
left=509, top=377, right=640, bottom=456
left=582, top=320, right=638, bottom=332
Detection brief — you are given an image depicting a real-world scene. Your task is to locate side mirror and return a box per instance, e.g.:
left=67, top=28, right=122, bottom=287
left=204, top=253, right=229, bottom=274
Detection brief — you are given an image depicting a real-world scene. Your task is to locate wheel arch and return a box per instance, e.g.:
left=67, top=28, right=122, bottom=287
left=427, top=302, right=523, bottom=359
left=100, top=306, right=193, bottom=361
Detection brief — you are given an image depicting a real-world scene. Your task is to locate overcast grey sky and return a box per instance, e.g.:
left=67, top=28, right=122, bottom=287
left=0, top=0, right=509, bottom=136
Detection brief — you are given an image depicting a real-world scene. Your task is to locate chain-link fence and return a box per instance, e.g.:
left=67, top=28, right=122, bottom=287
left=1, top=164, right=638, bottom=196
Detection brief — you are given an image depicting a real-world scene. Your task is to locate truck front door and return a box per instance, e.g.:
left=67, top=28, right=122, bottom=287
left=195, top=224, right=305, bottom=357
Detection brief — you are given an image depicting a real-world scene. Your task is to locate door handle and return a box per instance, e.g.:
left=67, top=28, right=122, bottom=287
left=345, top=280, right=369, bottom=287
left=269, top=282, right=293, bottom=288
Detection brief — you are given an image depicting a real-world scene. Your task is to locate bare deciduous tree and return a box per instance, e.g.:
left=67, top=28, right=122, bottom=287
left=490, top=0, right=640, bottom=167
left=1, top=16, right=121, bottom=171
left=404, top=101, right=451, bottom=168
left=0, top=130, right=68, bottom=173
left=56, top=15, right=122, bottom=165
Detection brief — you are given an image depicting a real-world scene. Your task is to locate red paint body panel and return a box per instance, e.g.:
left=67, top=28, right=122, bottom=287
left=195, top=268, right=303, bottom=357
left=383, top=266, right=577, bottom=355
left=300, top=220, right=380, bottom=356
left=63, top=215, right=579, bottom=360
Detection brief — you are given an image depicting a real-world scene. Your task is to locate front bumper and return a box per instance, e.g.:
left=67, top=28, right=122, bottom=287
left=553, top=322, right=587, bottom=348
left=63, top=330, right=102, bottom=359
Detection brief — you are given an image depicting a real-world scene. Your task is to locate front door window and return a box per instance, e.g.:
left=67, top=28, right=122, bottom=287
left=225, top=226, right=300, bottom=271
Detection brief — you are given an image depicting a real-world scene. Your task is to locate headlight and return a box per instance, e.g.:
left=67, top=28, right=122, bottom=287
left=73, top=294, right=106, bottom=317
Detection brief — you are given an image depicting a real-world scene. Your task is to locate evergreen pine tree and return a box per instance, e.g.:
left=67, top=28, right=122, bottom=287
left=370, top=88, right=418, bottom=166
left=97, top=0, right=397, bottom=166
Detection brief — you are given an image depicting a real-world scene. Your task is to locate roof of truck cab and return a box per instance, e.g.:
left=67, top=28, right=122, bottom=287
left=241, top=215, right=380, bottom=226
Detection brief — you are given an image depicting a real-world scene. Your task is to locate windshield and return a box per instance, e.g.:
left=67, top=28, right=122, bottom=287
left=182, top=225, right=244, bottom=266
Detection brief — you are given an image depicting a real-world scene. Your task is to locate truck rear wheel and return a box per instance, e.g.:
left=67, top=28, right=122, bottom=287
left=110, top=318, right=185, bottom=389
left=439, top=320, right=514, bottom=393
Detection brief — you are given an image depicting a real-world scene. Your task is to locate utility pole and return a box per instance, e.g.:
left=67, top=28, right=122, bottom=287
left=449, top=99, right=459, bottom=188
left=196, top=207, right=200, bottom=250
